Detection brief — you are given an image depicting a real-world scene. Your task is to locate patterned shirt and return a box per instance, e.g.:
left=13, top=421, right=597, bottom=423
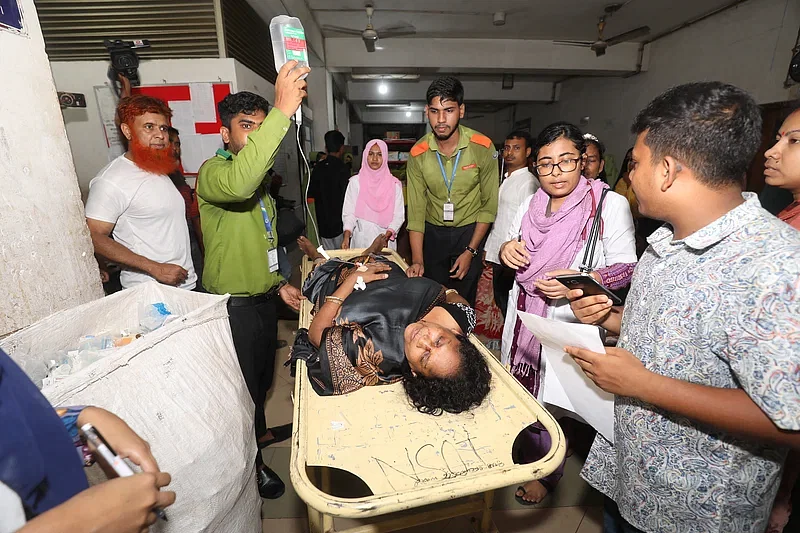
left=581, top=193, right=800, bottom=533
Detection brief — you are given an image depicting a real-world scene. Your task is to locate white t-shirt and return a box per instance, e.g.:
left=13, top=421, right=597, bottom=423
left=484, top=167, right=540, bottom=264
left=85, top=155, right=196, bottom=290
left=0, top=481, right=25, bottom=533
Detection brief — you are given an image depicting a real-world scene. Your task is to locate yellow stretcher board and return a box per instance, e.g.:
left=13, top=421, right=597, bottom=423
left=290, top=249, right=565, bottom=533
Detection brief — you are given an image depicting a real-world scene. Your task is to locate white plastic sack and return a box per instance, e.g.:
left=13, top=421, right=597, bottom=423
left=1, top=281, right=260, bottom=533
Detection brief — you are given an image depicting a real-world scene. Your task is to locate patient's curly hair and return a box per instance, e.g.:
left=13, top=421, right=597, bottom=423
left=401, top=334, right=491, bottom=415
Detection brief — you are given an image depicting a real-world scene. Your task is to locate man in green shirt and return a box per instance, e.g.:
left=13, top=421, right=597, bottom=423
left=406, top=76, right=499, bottom=305
left=197, top=61, right=308, bottom=500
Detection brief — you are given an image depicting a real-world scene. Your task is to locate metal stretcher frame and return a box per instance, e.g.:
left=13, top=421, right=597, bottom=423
left=290, top=249, right=566, bottom=533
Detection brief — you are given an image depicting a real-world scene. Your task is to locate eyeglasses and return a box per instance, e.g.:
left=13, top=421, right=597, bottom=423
left=535, top=158, right=580, bottom=176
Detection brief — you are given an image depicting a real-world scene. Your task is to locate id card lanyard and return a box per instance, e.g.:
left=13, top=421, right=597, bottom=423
left=436, top=149, right=462, bottom=222
left=258, top=186, right=280, bottom=272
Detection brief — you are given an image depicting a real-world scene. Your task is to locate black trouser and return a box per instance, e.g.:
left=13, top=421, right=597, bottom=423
left=227, top=295, right=278, bottom=468
left=491, top=262, right=516, bottom=318
left=423, top=222, right=486, bottom=306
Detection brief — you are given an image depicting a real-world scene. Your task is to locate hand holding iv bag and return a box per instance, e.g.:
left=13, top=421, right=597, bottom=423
left=270, top=15, right=309, bottom=124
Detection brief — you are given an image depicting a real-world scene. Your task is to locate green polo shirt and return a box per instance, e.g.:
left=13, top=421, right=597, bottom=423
left=406, top=124, right=499, bottom=233
left=196, top=108, right=290, bottom=296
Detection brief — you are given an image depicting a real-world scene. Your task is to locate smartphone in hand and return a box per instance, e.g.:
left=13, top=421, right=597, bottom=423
left=555, top=273, right=623, bottom=305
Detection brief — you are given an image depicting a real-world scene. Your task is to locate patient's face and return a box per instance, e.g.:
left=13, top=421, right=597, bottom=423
left=404, top=321, right=461, bottom=379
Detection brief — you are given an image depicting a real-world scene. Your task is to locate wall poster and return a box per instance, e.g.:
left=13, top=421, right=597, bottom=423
left=0, top=0, right=25, bottom=35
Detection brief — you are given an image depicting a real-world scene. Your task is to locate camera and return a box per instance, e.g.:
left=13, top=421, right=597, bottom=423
left=104, top=39, right=150, bottom=87
left=58, top=92, right=87, bottom=108
left=789, top=48, right=800, bottom=84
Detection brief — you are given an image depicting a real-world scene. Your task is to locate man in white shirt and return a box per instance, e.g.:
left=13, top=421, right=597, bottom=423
left=483, top=130, right=539, bottom=316
left=85, top=95, right=196, bottom=290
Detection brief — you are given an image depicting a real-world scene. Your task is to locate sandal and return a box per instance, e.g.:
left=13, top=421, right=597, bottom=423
left=257, top=423, right=293, bottom=449
left=514, top=480, right=551, bottom=506
left=514, top=486, right=538, bottom=506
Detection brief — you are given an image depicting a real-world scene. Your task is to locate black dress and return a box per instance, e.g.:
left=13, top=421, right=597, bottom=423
left=290, top=255, right=475, bottom=396
left=307, top=156, right=350, bottom=239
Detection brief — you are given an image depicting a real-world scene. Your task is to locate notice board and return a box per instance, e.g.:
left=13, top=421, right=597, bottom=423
left=0, top=0, right=24, bottom=34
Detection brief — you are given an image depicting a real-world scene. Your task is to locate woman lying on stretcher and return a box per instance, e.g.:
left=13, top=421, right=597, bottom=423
left=290, top=235, right=491, bottom=415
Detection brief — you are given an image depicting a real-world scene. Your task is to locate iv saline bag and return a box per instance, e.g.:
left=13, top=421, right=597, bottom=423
left=270, top=15, right=309, bottom=124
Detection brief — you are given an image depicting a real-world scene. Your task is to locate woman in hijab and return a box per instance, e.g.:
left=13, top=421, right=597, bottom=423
left=341, top=140, right=405, bottom=250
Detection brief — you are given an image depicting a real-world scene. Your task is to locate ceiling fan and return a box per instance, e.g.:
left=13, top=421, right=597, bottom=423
left=321, top=4, right=416, bottom=52
left=554, top=3, right=649, bottom=57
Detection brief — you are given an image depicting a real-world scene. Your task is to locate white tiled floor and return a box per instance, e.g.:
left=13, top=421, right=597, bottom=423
left=260, top=320, right=603, bottom=533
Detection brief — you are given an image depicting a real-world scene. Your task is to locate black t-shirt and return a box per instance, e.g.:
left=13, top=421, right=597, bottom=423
left=308, top=155, right=350, bottom=238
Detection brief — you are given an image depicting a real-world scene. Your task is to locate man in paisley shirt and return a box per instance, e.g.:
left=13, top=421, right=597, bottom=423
left=563, top=82, right=800, bottom=533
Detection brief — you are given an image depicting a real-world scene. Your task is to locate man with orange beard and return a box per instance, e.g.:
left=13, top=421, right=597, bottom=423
left=85, top=95, right=197, bottom=290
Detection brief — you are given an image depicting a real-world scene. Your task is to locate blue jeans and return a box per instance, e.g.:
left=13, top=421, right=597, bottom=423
left=604, top=497, right=646, bottom=533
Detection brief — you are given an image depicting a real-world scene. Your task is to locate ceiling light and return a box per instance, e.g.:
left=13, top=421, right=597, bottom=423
left=493, top=11, right=506, bottom=26
left=405, top=111, right=412, bottom=117
left=375, top=46, right=384, bottom=50
left=351, top=74, right=420, bottom=80
left=378, top=83, right=389, bottom=95
left=366, top=102, right=412, bottom=108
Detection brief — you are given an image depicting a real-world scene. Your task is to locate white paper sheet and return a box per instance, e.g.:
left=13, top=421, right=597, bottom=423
left=189, top=83, right=217, bottom=123
left=93, top=85, right=126, bottom=161
left=178, top=134, right=223, bottom=175
left=517, top=311, right=615, bottom=443
left=201, top=135, right=223, bottom=161
left=169, top=100, right=195, bottom=135
left=179, top=134, right=207, bottom=174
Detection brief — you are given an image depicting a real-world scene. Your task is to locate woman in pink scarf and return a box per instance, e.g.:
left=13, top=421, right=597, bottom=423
left=341, top=140, right=405, bottom=250
left=499, top=123, right=637, bottom=505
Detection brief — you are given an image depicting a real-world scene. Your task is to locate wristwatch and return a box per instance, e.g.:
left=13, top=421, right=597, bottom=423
left=465, top=246, right=478, bottom=257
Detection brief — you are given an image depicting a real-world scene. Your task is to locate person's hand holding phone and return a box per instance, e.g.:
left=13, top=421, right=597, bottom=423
left=533, top=269, right=579, bottom=299
left=566, top=289, right=614, bottom=325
